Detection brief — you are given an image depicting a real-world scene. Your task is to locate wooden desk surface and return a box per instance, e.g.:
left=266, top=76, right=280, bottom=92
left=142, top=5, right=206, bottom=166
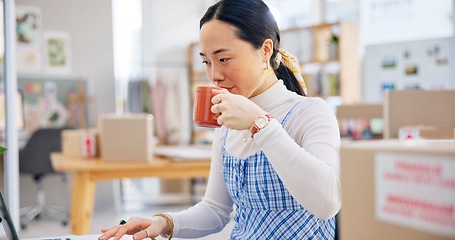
left=50, top=153, right=211, bottom=235
left=51, top=153, right=211, bottom=180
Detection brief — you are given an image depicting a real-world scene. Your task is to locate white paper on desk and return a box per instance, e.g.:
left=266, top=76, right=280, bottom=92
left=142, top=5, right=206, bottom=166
left=154, top=145, right=212, bottom=161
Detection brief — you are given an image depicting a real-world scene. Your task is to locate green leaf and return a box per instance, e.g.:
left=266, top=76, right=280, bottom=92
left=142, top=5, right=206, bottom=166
left=49, top=111, right=59, bottom=122
left=329, top=33, right=339, bottom=44
left=0, top=146, right=6, bottom=153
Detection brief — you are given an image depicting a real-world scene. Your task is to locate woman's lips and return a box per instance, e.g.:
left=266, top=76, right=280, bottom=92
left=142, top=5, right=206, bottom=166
left=220, top=86, right=233, bottom=92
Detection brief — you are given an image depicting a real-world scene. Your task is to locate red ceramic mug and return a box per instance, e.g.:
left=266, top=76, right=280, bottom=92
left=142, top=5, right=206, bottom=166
left=193, top=86, right=222, bottom=128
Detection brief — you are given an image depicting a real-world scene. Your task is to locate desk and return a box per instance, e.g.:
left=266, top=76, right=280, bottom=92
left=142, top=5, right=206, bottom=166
left=50, top=153, right=211, bottom=235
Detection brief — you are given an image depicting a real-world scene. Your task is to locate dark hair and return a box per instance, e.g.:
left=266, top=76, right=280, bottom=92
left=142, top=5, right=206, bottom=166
left=200, top=0, right=305, bottom=96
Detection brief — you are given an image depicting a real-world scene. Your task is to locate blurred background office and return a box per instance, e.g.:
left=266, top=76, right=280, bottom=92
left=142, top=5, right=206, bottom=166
left=0, top=0, right=454, bottom=239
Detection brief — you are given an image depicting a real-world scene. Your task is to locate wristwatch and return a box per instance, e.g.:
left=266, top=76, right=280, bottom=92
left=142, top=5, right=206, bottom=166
left=250, top=113, right=274, bottom=138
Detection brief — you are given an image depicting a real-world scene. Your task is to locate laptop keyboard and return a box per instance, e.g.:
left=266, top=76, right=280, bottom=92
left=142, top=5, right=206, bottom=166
left=40, top=238, right=71, bottom=240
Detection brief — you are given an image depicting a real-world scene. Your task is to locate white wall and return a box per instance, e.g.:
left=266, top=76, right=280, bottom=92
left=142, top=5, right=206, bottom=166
left=141, top=0, right=213, bottom=145
left=360, top=0, right=453, bottom=46
left=16, top=0, right=116, bottom=114
left=142, top=0, right=209, bottom=66
left=15, top=0, right=116, bottom=216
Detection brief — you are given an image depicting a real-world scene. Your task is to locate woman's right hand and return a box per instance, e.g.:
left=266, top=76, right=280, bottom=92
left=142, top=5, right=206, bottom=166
left=211, top=88, right=266, bottom=130
left=98, top=216, right=168, bottom=240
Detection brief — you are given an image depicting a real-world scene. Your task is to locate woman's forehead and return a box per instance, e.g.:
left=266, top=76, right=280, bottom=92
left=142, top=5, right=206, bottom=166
left=199, top=20, right=243, bottom=54
left=200, top=20, right=237, bottom=40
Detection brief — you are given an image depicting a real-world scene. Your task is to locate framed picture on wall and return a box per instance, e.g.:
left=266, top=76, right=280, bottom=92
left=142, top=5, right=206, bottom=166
left=16, top=5, right=42, bottom=72
left=44, top=31, right=72, bottom=74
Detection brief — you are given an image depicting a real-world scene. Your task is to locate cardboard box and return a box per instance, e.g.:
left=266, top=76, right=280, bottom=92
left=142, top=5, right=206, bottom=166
left=340, top=140, right=455, bottom=240
left=336, top=103, right=383, bottom=120
left=61, top=129, right=100, bottom=158
left=384, top=90, right=455, bottom=139
left=99, top=113, right=154, bottom=162
left=399, top=125, right=455, bottom=141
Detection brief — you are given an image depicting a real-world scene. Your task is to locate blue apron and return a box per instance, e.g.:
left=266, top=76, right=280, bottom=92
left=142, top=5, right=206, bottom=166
left=222, top=102, right=336, bottom=239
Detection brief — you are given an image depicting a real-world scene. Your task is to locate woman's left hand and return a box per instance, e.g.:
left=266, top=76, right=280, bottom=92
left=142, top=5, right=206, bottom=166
left=99, top=216, right=166, bottom=240
left=211, top=89, right=266, bottom=130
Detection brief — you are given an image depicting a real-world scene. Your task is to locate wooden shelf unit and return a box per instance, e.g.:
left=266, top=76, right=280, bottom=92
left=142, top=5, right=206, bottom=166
left=281, top=22, right=361, bottom=103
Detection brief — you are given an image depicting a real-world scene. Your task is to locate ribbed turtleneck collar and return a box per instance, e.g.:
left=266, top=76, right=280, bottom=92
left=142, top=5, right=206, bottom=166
left=249, top=80, right=297, bottom=111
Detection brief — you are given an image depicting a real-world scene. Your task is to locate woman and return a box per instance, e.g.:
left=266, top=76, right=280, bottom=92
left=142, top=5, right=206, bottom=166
left=99, top=0, right=340, bottom=239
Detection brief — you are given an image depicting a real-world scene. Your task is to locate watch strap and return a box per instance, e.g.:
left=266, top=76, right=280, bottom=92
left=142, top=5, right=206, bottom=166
left=251, top=113, right=274, bottom=138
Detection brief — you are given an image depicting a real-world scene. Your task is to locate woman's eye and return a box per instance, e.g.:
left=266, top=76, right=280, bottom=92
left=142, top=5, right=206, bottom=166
left=202, top=60, right=210, bottom=65
left=220, top=58, right=230, bottom=63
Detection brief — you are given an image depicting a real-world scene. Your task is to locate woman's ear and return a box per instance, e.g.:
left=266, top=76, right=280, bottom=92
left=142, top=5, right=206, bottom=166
left=261, top=39, right=274, bottom=61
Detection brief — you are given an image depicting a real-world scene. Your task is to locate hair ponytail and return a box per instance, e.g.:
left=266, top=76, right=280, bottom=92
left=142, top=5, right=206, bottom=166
left=274, top=62, right=305, bottom=96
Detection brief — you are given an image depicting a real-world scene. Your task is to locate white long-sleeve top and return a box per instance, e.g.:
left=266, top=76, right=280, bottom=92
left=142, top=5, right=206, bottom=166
left=169, top=80, right=341, bottom=238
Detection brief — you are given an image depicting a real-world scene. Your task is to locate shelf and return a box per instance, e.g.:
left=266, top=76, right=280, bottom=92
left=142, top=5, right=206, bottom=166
left=301, top=58, right=340, bottom=65
left=281, top=22, right=361, bottom=103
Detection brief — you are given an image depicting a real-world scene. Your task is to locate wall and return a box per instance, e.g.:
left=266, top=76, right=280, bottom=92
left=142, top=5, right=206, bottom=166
left=16, top=0, right=115, bottom=114
left=141, top=0, right=212, bottom=145
left=359, top=0, right=453, bottom=46
left=15, top=0, right=116, bottom=219
left=143, top=0, right=210, bottom=63
left=362, top=37, right=455, bottom=102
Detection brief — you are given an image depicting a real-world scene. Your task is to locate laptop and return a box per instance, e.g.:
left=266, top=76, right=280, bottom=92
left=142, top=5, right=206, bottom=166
left=0, top=189, right=112, bottom=240
left=0, top=189, right=19, bottom=240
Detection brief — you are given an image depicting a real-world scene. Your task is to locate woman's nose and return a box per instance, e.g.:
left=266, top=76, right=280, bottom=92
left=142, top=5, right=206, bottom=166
left=211, top=65, right=224, bottom=84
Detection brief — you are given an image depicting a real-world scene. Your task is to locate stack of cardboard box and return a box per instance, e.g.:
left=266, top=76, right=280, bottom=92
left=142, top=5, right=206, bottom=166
left=399, top=125, right=455, bottom=141
left=61, top=113, right=154, bottom=162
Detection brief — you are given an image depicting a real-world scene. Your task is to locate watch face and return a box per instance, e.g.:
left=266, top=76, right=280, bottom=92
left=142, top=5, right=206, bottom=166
left=255, top=116, right=268, bottom=129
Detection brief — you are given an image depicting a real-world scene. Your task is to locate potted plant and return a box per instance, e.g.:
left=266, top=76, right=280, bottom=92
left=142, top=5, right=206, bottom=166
left=0, top=146, right=5, bottom=162
left=328, top=32, right=339, bottom=59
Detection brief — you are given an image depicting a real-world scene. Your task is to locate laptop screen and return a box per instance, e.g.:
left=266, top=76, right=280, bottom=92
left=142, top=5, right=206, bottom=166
left=0, top=190, right=19, bottom=240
